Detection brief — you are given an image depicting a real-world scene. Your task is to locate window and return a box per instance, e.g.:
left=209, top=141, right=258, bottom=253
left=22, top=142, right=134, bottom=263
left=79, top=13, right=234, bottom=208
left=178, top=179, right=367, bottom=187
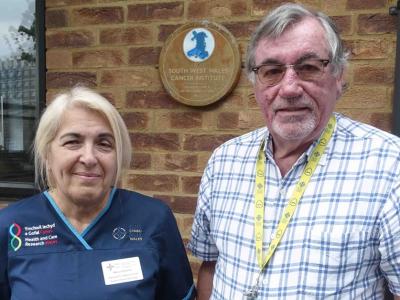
left=0, top=1, right=45, bottom=202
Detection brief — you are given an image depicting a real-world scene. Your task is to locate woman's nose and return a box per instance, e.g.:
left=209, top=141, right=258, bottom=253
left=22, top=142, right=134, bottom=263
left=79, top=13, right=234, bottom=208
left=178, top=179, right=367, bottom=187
left=79, top=144, right=97, bottom=166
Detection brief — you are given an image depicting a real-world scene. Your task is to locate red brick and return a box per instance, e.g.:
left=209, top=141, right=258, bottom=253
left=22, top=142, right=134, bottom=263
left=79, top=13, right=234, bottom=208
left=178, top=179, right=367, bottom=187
left=331, top=15, right=352, bottom=35
left=46, top=50, right=72, bottom=69
left=122, top=112, right=149, bottom=130
left=129, top=47, right=161, bottom=65
left=131, top=153, right=151, bottom=169
left=46, top=9, right=68, bottom=28
left=189, top=260, right=201, bottom=278
left=238, top=111, right=265, bottom=129
left=128, top=2, right=184, bottom=21
left=100, top=69, right=157, bottom=87
left=158, top=154, right=198, bottom=172
left=131, top=133, right=180, bottom=151
left=217, top=112, right=239, bottom=129
left=346, top=0, right=385, bottom=10
left=71, top=7, right=123, bottom=25
left=126, top=91, right=179, bottom=109
left=170, top=112, right=203, bottom=129
left=158, top=24, right=182, bottom=42
left=183, top=134, right=236, bottom=151
left=181, top=176, right=201, bottom=194
left=222, top=21, right=259, bottom=39
left=253, top=0, right=288, bottom=13
left=158, top=195, right=197, bottom=214
left=248, top=92, right=259, bottom=108
left=219, top=92, right=247, bottom=109
left=358, top=14, right=396, bottom=34
left=370, top=112, right=392, bottom=132
left=128, top=174, right=179, bottom=192
left=46, top=30, right=95, bottom=48
left=98, top=91, right=118, bottom=106
left=182, top=216, right=195, bottom=237
left=46, top=0, right=96, bottom=7
left=338, top=86, right=388, bottom=109
left=344, top=39, right=389, bottom=60
left=353, top=66, right=394, bottom=85
left=73, top=50, right=125, bottom=68
left=100, top=27, right=153, bottom=46
left=46, top=72, right=97, bottom=89
left=188, top=0, right=247, bottom=18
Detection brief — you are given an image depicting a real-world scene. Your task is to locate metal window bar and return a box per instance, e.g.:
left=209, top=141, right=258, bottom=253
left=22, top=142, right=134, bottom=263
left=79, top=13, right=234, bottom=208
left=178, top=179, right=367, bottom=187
left=390, top=1, right=400, bottom=137
left=0, top=95, right=3, bottom=148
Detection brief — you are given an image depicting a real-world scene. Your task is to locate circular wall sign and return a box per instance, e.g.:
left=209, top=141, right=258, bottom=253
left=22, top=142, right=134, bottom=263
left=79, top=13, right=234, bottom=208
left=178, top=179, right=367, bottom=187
left=159, top=21, right=241, bottom=106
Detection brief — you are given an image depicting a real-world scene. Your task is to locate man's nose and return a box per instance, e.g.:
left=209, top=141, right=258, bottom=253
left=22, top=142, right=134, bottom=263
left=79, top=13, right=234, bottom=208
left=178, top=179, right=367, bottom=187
left=278, top=67, right=303, bottom=98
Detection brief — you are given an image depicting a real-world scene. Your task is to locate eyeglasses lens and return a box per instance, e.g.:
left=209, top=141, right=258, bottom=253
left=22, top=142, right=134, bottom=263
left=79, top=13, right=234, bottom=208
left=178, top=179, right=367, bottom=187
left=256, top=60, right=327, bottom=86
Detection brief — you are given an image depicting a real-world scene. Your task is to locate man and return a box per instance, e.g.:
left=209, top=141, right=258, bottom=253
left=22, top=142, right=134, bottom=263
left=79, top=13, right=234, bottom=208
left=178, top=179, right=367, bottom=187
left=188, top=3, right=400, bottom=299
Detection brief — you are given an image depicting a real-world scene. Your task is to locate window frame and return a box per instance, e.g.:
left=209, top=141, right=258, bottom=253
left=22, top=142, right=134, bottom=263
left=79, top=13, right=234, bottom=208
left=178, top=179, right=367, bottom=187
left=0, top=0, right=45, bottom=202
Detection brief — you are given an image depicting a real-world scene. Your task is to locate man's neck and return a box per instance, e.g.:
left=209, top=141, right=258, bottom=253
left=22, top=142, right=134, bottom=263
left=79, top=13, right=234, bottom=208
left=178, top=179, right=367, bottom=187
left=272, top=137, right=313, bottom=177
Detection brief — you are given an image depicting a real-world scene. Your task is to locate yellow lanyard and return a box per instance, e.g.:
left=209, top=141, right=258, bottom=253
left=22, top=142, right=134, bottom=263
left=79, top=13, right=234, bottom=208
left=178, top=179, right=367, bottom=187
left=254, top=116, right=336, bottom=269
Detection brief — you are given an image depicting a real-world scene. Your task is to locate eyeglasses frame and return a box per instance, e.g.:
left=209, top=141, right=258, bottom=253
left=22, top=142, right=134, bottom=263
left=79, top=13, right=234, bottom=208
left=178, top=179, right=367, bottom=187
left=251, top=59, right=330, bottom=86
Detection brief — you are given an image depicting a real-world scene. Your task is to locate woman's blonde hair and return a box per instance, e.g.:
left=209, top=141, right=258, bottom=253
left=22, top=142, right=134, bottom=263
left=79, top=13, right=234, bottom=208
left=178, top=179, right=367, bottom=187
left=34, top=86, right=131, bottom=190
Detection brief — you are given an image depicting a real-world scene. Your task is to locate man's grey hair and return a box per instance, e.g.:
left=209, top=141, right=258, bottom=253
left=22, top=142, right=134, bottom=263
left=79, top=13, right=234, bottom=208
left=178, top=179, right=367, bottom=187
left=245, top=3, right=349, bottom=84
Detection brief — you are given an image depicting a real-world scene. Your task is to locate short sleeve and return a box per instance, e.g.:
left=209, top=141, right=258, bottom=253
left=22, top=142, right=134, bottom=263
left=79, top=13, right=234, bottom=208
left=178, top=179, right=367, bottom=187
left=0, top=211, right=11, bottom=300
left=379, top=180, right=400, bottom=295
left=155, top=206, right=195, bottom=300
left=188, top=158, right=219, bottom=261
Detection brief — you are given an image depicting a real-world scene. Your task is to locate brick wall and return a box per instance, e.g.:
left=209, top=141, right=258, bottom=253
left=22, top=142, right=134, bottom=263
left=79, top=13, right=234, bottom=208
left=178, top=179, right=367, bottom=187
left=45, top=0, right=396, bottom=275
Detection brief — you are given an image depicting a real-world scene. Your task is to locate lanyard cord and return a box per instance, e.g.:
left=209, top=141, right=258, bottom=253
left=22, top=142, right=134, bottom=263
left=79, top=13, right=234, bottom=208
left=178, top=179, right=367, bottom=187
left=254, top=115, right=336, bottom=271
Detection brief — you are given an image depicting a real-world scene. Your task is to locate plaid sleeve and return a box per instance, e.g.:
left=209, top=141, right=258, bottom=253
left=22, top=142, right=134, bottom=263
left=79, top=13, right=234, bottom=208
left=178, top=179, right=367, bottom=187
left=188, top=158, right=219, bottom=261
left=379, top=179, right=400, bottom=295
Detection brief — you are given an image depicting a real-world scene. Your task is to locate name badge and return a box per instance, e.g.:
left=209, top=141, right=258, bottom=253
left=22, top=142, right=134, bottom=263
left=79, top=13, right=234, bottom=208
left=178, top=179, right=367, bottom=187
left=101, top=257, right=144, bottom=285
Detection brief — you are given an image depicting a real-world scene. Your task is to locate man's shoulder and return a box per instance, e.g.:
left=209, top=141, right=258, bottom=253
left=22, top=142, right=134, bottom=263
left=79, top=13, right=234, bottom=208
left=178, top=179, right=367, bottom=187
left=336, top=113, right=400, bottom=148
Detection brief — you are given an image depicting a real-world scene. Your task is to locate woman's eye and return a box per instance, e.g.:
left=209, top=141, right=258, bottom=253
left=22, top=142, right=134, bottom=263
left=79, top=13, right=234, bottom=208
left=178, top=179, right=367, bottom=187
left=63, top=140, right=79, bottom=146
left=98, top=140, right=114, bottom=150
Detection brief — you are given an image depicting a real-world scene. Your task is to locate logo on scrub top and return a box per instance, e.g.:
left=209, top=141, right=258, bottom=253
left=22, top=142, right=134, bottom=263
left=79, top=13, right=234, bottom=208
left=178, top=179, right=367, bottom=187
left=9, top=223, right=22, bottom=251
left=112, top=227, right=127, bottom=240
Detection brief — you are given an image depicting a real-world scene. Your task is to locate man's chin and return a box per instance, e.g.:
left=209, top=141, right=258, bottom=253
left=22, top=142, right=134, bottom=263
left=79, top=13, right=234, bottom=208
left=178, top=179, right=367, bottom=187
left=271, top=121, right=316, bottom=141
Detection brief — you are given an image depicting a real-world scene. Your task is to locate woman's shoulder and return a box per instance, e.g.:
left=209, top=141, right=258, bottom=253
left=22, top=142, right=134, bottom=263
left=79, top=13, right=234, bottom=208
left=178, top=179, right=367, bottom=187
left=0, top=193, right=45, bottom=216
left=0, top=193, right=46, bottom=228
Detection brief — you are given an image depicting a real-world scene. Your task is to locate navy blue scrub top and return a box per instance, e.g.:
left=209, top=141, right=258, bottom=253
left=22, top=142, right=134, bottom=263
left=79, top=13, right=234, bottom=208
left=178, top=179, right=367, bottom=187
left=0, top=188, right=195, bottom=300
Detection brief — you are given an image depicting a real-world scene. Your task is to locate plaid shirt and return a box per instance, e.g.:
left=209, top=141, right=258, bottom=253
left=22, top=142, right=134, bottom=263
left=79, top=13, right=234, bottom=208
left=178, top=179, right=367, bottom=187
left=188, top=113, right=400, bottom=299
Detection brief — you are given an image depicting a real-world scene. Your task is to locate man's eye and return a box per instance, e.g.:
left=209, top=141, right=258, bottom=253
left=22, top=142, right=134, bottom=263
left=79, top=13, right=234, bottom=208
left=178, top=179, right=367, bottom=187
left=297, top=63, right=320, bottom=72
left=261, top=66, right=283, bottom=77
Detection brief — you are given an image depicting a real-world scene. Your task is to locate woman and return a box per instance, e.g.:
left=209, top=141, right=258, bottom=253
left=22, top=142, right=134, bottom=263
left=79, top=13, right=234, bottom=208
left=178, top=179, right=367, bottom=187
left=0, top=86, right=195, bottom=299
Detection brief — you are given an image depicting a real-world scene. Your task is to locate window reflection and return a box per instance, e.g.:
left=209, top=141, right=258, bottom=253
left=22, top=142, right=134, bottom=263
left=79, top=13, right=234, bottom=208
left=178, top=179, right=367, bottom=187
left=0, top=0, right=39, bottom=194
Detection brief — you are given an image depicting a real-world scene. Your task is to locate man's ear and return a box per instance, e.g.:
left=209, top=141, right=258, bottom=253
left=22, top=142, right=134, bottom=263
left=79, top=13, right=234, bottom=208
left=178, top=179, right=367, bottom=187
left=336, top=67, right=348, bottom=100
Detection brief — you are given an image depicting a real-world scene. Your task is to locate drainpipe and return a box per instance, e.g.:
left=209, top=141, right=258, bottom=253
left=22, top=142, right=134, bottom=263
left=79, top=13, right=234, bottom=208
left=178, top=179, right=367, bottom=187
left=390, top=1, right=400, bottom=136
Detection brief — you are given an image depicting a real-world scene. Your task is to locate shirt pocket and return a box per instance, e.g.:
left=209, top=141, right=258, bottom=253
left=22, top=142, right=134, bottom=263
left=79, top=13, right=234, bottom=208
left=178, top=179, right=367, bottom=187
left=302, top=230, right=375, bottom=293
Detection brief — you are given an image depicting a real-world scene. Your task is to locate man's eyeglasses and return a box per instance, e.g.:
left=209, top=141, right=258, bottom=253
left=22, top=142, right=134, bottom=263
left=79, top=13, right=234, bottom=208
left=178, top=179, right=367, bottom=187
left=252, top=59, right=330, bottom=86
